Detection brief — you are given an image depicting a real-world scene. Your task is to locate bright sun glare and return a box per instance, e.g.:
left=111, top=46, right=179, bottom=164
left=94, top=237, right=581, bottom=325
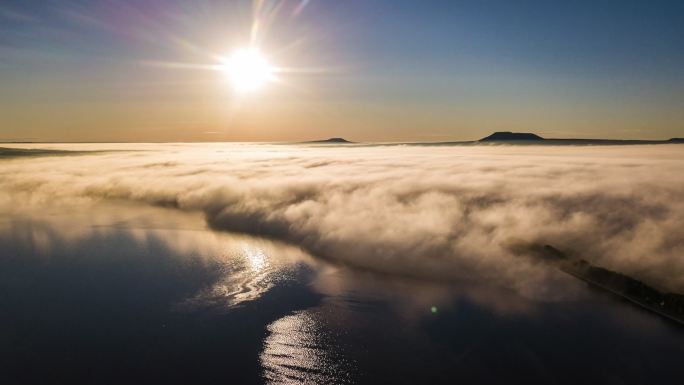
left=221, top=48, right=276, bottom=93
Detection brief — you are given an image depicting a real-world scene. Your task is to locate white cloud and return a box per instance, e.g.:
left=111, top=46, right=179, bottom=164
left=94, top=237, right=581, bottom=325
left=1, top=143, right=683, bottom=297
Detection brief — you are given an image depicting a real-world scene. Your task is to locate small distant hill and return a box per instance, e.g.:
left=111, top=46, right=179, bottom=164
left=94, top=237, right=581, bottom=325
left=479, top=132, right=544, bottom=141
left=475, top=132, right=683, bottom=145
left=306, top=137, right=353, bottom=144
left=295, top=133, right=683, bottom=146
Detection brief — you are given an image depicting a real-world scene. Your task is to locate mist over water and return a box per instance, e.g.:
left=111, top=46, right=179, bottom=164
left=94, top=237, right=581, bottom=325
left=2, top=143, right=684, bottom=384
left=1, top=143, right=683, bottom=296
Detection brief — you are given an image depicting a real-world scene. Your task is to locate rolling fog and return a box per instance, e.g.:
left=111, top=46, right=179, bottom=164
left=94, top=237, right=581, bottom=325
left=1, top=143, right=683, bottom=298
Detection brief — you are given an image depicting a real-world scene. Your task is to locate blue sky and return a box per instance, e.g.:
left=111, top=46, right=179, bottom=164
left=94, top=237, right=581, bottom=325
left=1, top=0, right=683, bottom=141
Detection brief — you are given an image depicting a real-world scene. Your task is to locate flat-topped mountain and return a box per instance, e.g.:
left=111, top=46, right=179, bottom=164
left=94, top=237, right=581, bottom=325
left=479, top=132, right=544, bottom=141
left=306, top=137, right=353, bottom=144
left=472, top=132, right=683, bottom=145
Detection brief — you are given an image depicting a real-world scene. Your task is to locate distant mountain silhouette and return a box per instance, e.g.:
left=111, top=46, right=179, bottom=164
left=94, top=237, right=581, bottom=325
left=468, top=132, right=684, bottom=146
left=479, top=132, right=544, bottom=141
left=306, top=138, right=353, bottom=144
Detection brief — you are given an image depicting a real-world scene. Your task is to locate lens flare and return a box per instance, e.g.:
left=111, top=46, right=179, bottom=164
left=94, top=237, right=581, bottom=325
left=221, top=47, right=276, bottom=92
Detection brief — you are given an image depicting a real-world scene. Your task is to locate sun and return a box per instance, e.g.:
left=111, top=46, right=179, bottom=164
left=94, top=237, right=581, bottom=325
left=220, top=48, right=276, bottom=93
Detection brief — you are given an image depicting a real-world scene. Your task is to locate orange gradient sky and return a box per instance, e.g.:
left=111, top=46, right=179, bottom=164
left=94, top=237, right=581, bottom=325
left=1, top=0, right=683, bottom=142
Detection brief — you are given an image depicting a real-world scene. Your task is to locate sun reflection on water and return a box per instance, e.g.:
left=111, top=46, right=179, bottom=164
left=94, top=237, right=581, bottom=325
left=244, top=245, right=268, bottom=272
left=182, top=242, right=302, bottom=310
left=213, top=245, right=276, bottom=307
left=260, top=310, right=354, bottom=384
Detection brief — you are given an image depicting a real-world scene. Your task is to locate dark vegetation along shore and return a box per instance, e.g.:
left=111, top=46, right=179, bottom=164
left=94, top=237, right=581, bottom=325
left=0, top=147, right=80, bottom=158
left=539, top=245, right=684, bottom=325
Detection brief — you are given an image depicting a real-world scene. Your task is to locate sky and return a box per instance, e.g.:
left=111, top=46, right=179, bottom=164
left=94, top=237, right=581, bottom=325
left=0, top=0, right=683, bottom=142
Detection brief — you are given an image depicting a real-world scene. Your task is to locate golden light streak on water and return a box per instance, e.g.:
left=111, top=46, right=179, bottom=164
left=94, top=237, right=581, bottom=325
left=181, top=243, right=299, bottom=309
left=260, top=310, right=354, bottom=384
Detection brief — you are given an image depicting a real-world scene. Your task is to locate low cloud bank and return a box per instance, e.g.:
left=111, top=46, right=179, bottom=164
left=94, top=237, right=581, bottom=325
left=1, top=143, right=683, bottom=297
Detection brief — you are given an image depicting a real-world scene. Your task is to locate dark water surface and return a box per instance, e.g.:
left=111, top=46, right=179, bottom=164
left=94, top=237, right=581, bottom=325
left=1, top=206, right=683, bottom=385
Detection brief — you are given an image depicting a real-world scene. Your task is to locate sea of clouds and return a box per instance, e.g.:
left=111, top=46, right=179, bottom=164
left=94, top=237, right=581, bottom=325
left=1, top=143, right=683, bottom=297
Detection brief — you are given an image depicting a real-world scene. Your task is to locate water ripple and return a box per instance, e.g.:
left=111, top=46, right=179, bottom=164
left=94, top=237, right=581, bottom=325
left=261, top=311, right=354, bottom=384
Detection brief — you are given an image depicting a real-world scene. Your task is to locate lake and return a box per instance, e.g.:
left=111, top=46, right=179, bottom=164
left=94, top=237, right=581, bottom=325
left=1, top=203, right=683, bottom=384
